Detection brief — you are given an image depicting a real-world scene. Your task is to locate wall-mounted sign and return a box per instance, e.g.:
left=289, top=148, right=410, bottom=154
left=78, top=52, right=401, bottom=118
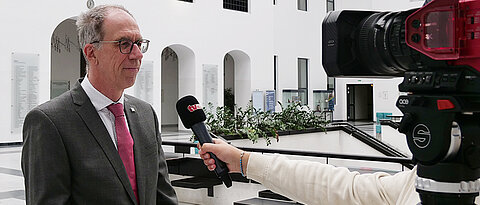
left=252, top=91, right=264, bottom=112
left=203, top=64, right=218, bottom=112
left=11, top=53, right=39, bottom=134
left=134, top=60, right=154, bottom=104
left=265, top=90, right=275, bottom=112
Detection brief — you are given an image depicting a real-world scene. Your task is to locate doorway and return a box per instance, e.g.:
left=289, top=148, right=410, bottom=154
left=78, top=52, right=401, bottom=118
left=161, top=47, right=179, bottom=131
left=223, top=50, right=251, bottom=108
left=346, top=84, right=373, bottom=121
left=224, top=54, right=234, bottom=111
left=160, top=44, right=196, bottom=131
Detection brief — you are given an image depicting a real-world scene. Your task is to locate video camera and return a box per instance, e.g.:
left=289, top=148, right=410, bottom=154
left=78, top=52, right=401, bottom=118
left=322, top=0, right=480, bottom=204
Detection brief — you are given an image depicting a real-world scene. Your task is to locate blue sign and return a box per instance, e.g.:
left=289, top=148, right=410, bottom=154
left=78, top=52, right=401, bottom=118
left=265, top=90, right=276, bottom=112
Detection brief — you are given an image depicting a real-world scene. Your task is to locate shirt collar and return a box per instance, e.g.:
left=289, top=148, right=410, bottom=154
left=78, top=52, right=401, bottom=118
left=81, top=76, right=125, bottom=111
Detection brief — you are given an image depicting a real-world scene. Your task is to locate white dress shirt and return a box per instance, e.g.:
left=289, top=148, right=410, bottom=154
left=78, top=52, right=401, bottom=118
left=81, top=77, right=129, bottom=149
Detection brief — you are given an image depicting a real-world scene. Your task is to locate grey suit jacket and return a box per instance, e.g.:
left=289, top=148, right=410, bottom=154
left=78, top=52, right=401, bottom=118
left=21, top=81, right=177, bottom=205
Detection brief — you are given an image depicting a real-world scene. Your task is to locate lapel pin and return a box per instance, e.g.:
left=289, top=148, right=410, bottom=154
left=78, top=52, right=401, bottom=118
left=130, top=107, right=136, bottom=113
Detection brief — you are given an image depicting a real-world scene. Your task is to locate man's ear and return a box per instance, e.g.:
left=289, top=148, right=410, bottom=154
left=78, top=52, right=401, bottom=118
left=84, top=44, right=98, bottom=65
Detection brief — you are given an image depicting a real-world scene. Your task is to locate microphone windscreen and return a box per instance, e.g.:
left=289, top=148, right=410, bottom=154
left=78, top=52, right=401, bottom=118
left=176, top=95, right=207, bottom=128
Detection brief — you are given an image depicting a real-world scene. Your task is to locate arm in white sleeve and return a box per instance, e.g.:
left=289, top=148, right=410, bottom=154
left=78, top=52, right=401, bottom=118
left=246, top=153, right=417, bottom=205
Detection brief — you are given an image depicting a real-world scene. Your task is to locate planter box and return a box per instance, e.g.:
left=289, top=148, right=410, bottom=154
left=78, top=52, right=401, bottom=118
left=277, top=130, right=290, bottom=136
left=217, top=127, right=327, bottom=141
left=221, top=134, right=244, bottom=141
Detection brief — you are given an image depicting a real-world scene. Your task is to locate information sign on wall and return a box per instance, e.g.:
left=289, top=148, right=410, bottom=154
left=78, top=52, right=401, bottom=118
left=11, top=53, right=39, bottom=134
left=135, top=60, right=154, bottom=104
left=203, top=64, right=218, bottom=112
left=252, top=90, right=264, bottom=112
left=265, top=90, right=275, bottom=112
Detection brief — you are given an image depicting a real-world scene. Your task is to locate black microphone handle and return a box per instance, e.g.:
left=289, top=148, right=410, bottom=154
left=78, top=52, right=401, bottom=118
left=191, top=122, right=233, bottom=188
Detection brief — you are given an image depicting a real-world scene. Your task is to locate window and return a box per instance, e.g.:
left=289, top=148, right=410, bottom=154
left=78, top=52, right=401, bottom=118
left=274, top=55, right=278, bottom=91
left=178, top=0, right=193, bottom=2
left=327, top=77, right=335, bottom=90
left=298, top=0, right=307, bottom=11
left=327, top=0, right=334, bottom=12
left=298, top=58, right=308, bottom=105
left=274, top=55, right=279, bottom=103
left=282, top=90, right=299, bottom=107
left=224, top=0, right=248, bottom=12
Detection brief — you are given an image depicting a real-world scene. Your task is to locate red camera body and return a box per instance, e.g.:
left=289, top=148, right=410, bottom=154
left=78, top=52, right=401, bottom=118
left=406, top=0, right=480, bottom=70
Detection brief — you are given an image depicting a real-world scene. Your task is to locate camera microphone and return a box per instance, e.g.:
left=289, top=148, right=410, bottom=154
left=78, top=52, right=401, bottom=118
left=176, top=95, right=232, bottom=188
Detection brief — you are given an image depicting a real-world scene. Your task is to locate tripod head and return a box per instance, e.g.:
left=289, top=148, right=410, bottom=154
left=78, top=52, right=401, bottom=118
left=398, top=66, right=480, bottom=204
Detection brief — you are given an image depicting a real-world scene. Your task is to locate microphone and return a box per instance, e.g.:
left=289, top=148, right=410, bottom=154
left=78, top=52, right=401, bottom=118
left=176, top=95, right=233, bottom=188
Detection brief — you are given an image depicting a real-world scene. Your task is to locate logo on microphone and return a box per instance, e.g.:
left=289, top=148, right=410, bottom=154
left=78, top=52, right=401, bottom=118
left=187, top=104, right=202, bottom=112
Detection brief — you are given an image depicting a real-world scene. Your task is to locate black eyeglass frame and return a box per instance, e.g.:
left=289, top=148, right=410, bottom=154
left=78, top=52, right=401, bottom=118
left=90, top=39, right=150, bottom=54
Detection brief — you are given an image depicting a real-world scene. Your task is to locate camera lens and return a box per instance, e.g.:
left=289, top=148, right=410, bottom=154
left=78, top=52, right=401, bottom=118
left=322, top=9, right=444, bottom=77
left=355, top=11, right=415, bottom=76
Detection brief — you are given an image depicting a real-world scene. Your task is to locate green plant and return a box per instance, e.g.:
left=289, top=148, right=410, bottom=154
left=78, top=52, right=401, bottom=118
left=277, top=101, right=327, bottom=130
left=206, top=102, right=236, bottom=135
left=205, top=100, right=327, bottom=145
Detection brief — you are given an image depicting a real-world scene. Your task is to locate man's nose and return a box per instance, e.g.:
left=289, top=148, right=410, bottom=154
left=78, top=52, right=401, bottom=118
left=129, top=44, right=143, bottom=60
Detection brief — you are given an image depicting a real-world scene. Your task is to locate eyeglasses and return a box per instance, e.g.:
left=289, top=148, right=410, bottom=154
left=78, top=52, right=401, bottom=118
left=91, top=39, right=150, bottom=54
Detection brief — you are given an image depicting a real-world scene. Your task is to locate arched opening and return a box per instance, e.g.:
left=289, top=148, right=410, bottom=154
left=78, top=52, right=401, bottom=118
left=50, top=17, right=85, bottom=99
left=223, top=50, right=251, bottom=108
left=223, top=54, right=234, bottom=111
left=161, top=45, right=195, bottom=131
left=161, top=47, right=179, bottom=132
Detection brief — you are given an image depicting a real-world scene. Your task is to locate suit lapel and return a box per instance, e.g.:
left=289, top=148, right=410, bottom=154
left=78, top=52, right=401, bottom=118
left=71, top=82, right=138, bottom=205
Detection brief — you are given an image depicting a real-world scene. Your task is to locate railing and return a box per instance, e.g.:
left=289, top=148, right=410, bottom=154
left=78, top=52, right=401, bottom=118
left=380, top=119, right=400, bottom=129
left=386, top=115, right=403, bottom=122
left=329, top=122, right=408, bottom=158
left=162, top=140, right=415, bottom=171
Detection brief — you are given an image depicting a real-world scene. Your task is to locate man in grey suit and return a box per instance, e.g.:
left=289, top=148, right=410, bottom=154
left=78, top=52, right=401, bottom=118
left=21, top=5, right=177, bottom=205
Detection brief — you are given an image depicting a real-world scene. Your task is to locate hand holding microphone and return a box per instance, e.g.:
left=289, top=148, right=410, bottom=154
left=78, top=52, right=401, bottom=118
left=197, top=139, right=250, bottom=175
left=176, top=95, right=233, bottom=188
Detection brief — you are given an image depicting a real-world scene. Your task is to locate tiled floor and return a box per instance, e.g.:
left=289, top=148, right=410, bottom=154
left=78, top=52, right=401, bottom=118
left=0, top=146, right=24, bottom=205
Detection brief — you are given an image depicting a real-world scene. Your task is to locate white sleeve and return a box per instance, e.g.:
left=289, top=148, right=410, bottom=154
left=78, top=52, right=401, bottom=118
left=246, top=153, right=417, bottom=205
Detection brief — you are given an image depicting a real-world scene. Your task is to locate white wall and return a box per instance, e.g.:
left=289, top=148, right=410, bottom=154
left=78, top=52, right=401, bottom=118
left=273, top=0, right=326, bottom=109
left=371, top=0, right=425, bottom=11
left=336, top=0, right=424, bottom=11
left=335, top=0, right=373, bottom=10
left=0, top=0, right=427, bottom=142
left=1, top=1, right=87, bottom=143
left=0, top=0, right=275, bottom=141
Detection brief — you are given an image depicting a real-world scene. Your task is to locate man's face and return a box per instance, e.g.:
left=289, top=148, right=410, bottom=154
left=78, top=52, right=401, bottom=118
left=94, top=9, right=143, bottom=91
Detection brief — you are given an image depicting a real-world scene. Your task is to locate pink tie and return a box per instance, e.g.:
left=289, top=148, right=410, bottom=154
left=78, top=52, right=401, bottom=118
left=107, top=103, right=138, bottom=201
